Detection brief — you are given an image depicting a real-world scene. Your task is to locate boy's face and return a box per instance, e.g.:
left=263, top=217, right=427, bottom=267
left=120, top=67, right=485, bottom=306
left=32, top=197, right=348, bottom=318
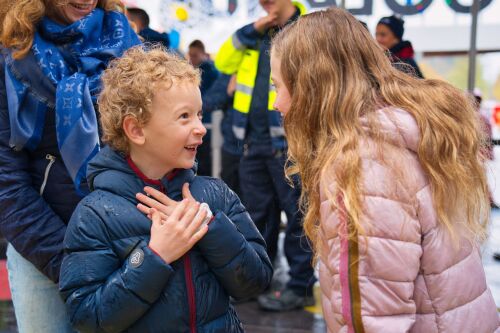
left=188, top=47, right=206, bottom=67
left=375, top=24, right=399, bottom=50
left=141, top=82, right=205, bottom=172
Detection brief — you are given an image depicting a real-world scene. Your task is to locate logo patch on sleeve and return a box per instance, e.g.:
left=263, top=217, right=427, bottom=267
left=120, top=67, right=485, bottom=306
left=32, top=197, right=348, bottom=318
left=129, top=248, right=144, bottom=268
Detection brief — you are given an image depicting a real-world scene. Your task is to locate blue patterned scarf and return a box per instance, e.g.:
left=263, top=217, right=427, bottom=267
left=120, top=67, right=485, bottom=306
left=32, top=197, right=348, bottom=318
left=6, top=8, right=140, bottom=194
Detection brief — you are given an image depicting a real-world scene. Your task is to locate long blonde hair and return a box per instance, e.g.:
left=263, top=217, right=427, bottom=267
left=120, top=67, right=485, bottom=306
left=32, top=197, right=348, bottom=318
left=0, top=0, right=124, bottom=59
left=271, top=8, right=489, bottom=255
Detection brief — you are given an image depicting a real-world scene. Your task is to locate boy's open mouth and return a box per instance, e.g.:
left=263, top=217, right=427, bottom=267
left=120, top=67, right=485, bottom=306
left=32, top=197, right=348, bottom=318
left=184, top=144, right=199, bottom=152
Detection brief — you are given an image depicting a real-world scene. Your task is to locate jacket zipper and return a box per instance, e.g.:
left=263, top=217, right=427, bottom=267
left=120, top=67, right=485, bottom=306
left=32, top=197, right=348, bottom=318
left=40, top=154, right=56, bottom=195
left=183, top=254, right=197, bottom=333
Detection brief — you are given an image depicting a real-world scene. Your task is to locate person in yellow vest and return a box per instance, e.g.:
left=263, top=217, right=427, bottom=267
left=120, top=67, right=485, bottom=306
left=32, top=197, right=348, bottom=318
left=215, top=0, right=316, bottom=311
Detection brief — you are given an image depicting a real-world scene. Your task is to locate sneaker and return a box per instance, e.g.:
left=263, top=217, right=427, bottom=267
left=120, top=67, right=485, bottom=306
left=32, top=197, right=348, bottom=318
left=230, top=296, right=256, bottom=304
left=257, top=288, right=315, bottom=311
left=493, top=252, right=500, bottom=261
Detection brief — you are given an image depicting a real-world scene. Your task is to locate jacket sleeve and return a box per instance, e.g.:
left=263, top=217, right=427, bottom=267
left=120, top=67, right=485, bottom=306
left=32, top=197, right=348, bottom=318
left=202, top=74, right=231, bottom=114
left=59, top=199, right=174, bottom=333
left=214, top=23, right=261, bottom=75
left=196, top=179, right=273, bottom=300
left=199, top=62, right=220, bottom=96
left=0, top=55, right=66, bottom=283
left=416, top=185, right=500, bottom=333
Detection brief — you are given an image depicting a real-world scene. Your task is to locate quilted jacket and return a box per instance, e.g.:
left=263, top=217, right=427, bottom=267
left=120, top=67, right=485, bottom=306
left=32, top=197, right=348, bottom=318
left=319, top=108, right=500, bottom=333
left=59, top=146, right=273, bottom=332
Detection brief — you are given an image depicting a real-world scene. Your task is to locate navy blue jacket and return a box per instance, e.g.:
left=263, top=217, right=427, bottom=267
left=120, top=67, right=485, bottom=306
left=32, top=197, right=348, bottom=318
left=139, top=27, right=170, bottom=48
left=0, top=48, right=86, bottom=282
left=231, top=8, right=300, bottom=150
left=199, top=59, right=220, bottom=131
left=59, top=147, right=273, bottom=333
left=201, top=74, right=241, bottom=156
left=199, top=60, right=219, bottom=97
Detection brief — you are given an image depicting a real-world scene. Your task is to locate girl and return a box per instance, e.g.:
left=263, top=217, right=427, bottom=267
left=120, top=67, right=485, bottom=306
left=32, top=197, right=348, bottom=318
left=270, top=8, right=499, bottom=333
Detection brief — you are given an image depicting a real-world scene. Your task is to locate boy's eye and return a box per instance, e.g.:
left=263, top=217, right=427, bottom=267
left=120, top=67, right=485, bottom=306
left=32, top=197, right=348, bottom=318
left=180, top=113, right=189, bottom=119
left=197, top=111, right=203, bottom=119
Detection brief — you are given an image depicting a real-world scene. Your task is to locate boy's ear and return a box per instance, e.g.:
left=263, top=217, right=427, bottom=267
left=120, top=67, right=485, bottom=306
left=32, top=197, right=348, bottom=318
left=123, top=115, right=145, bottom=146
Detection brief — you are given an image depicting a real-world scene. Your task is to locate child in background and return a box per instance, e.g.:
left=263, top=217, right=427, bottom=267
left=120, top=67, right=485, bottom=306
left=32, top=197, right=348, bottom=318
left=59, top=46, right=272, bottom=333
left=270, top=8, right=499, bottom=333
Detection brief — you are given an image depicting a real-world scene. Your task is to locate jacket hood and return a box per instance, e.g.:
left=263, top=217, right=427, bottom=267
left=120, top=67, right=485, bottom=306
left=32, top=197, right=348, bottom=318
left=87, top=146, right=196, bottom=201
left=361, top=108, right=420, bottom=153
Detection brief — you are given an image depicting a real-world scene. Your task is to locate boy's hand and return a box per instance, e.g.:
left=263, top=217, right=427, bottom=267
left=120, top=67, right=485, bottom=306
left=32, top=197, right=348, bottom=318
left=227, top=75, right=237, bottom=96
left=254, top=13, right=278, bottom=34
left=136, top=183, right=195, bottom=219
left=148, top=201, right=208, bottom=264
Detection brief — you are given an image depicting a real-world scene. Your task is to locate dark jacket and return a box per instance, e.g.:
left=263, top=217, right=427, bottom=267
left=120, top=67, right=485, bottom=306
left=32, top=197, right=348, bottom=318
left=199, top=60, right=220, bottom=97
left=59, top=146, right=273, bottom=333
left=201, top=74, right=241, bottom=156
left=139, top=27, right=170, bottom=48
left=389, top=40, right=424, bottom=79
left=0, top=48, right=86, bottom=282
left=199, top=59, right=220, bottom=128
left=215, top=6, right=302, bottom=151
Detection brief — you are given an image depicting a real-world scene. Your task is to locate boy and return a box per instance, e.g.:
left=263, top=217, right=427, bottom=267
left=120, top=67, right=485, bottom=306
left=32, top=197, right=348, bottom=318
left=59, top=46, right=272, bottom=333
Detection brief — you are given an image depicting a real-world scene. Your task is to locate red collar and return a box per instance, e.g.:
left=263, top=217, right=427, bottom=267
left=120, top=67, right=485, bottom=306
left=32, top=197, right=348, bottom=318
left=126, top=156, right=180, bottom=185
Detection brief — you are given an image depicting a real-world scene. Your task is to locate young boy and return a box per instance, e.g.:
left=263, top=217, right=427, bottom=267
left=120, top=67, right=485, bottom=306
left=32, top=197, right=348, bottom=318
left=59, top=46, right=273, bottom=333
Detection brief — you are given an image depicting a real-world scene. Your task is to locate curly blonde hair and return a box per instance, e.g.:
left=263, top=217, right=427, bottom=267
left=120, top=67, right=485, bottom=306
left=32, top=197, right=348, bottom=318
left=272, top=8, right=489, bottom=256
left=0, top=0, right=124, bottom=59
left=98, top=46, right=201, bottom=154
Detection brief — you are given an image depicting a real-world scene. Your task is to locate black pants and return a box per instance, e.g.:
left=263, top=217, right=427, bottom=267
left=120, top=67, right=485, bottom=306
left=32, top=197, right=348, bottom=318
left=239, top=144, right=316, bottom=295
left=221, top=150, right=241, bottom=197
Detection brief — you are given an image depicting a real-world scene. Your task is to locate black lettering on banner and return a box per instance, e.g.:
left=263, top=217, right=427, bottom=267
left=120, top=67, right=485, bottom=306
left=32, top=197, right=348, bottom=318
left=228, top=0, right=237, bottom=14
left=384, top=0, right=434, bottom=15
left=446, top=0, right=493, bottom=13
left=348, top=0, right=373, bottom=15
left=224, top=0, right=497, bottom=17
left=307, top=0, right=337, bottom=8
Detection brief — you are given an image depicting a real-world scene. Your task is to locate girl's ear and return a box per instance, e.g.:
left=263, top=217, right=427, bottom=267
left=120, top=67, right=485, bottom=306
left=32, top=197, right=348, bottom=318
left=123, top=115, right=145, bottom=146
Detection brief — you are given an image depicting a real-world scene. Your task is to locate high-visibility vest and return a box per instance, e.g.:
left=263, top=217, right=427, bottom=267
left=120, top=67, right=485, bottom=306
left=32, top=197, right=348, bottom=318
left=214, top=2, right=306, bottom=142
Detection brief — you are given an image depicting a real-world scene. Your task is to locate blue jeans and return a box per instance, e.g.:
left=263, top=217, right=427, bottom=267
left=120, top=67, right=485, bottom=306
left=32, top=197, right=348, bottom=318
left=6, top=244, right=75, bottom=333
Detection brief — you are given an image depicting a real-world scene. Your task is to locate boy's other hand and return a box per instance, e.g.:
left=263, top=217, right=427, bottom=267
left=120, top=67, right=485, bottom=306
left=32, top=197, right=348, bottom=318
left=254, top=13, right=278, bottom=34
left=136, top=183, right=195, bottom=219
left=148, top=201, right=209, bottom=264
left=227, top=75, right=237, bottom=96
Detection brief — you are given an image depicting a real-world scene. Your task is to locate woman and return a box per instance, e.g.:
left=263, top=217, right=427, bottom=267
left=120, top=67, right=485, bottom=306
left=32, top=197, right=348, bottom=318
left=0, top=0, right=140, bottom=331
left=270, top=8, right=499, bottom=333
left=376, top=15, right=424, bottom=78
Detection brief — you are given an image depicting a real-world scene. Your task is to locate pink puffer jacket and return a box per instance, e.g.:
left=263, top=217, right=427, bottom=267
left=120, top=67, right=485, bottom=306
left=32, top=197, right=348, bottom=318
left=319, top=108, right=500, bottom=333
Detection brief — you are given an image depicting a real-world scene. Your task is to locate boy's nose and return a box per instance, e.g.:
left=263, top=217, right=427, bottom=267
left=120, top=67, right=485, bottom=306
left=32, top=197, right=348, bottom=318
left=194, top=120, right=207, bottom=136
